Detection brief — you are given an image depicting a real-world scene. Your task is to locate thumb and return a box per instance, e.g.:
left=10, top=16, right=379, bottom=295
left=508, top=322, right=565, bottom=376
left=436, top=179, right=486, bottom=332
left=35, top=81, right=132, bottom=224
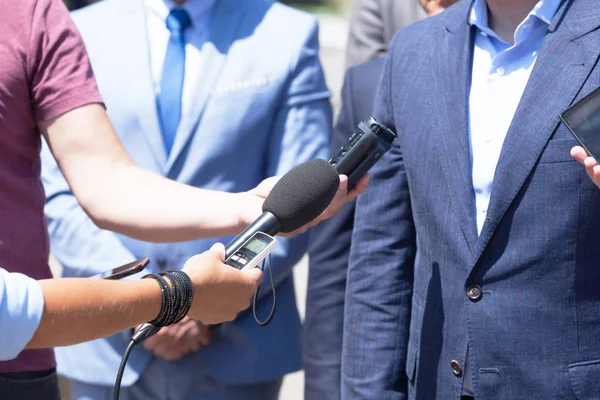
left=209, top=242, right=226, bottom=261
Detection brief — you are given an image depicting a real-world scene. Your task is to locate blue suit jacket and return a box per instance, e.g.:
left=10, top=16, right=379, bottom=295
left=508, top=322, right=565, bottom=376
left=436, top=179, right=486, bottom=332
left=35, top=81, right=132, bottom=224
left=342, top=0, right=600, bottom=399
left=304, top=57, right=384, bottom=400
left=40, top=0, right=331, bottom=387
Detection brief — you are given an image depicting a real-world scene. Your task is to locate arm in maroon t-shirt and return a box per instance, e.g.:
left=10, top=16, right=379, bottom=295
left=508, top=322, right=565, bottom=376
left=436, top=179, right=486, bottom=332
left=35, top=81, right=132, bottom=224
left=30, top=0, right=361, bottom=243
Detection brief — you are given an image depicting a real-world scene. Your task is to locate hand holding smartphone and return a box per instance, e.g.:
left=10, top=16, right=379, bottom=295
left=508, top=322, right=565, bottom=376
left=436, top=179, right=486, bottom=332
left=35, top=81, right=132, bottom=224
left=560, top=85, right=600, bottom=161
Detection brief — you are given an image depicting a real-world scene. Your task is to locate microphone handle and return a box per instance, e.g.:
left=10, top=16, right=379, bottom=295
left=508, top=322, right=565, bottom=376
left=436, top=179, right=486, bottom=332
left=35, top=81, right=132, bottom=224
left=225, top=212, right=283, bottom=259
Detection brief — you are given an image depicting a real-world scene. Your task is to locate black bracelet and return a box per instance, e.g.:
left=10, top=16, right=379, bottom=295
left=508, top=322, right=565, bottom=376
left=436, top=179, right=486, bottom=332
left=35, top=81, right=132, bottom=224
left=173, top=270, right=194, bottom=320
left=142, top=271, right=194, bottom=327
left=142, top=273, right=174, bottom=327
left=161, top=272, right=185, bottom=325
left=163, top=270, right=194, bottom=324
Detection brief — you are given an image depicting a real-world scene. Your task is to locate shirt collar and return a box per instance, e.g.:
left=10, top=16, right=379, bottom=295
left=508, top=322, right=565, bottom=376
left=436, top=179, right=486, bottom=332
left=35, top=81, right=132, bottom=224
left=145, top=0, right=216, bottom=27
left=468, top=0, right=563, bottom=40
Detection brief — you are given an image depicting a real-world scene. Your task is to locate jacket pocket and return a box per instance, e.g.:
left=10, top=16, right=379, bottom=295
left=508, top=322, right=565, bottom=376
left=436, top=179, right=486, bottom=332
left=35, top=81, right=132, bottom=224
left=538, top=138, right=579, bottom=164
left=568, top=358, right=600, bottom=399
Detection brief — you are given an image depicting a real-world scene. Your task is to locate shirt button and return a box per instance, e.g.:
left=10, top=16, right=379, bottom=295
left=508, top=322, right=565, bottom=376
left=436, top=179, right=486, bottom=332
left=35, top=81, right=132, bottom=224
left=497, top=67, right=506, bottom=76
left=466, top=285, right=483, bottom=302
left=451, top=360, right=462, bottom=377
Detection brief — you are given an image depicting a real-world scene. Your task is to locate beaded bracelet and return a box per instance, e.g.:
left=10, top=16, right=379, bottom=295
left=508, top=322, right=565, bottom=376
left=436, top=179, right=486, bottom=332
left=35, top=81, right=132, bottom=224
left=142, top=271, right=194, bottom=327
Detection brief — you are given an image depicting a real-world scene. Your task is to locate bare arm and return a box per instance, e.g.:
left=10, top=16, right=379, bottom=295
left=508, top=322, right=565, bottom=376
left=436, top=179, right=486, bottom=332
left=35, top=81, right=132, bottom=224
left=25, top=244, right=261, bottom=351
left=40, top=104, right=262, bottom=243
left=28, top=277, right=162, bottom=349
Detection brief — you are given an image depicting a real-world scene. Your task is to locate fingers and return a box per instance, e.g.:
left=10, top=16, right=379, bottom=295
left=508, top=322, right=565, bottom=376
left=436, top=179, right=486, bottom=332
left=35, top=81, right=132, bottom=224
left=248, top=176, right=280, bottom=199
left=153, top=343, right=191, bottom=361
left=584, top=156, right=598, bottom=184
left=242, top=266, right=263, bottom=289
left=144, top=321, right=211, bottom=360
left=593, top=165, right=600, bottom=185
left=208, top=242, right=225, bottom=260
left=571, top=146, right=588, bottom=164
left=350, top=174, right=370, bottom=198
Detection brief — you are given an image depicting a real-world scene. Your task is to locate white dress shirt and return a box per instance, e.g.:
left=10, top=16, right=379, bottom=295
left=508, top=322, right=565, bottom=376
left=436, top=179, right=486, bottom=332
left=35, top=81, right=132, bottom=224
left=144, top=0, right=216, bottom=124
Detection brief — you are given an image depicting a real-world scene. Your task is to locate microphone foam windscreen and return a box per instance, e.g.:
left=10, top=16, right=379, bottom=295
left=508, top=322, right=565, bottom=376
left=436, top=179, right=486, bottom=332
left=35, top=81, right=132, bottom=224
left=263, top=159, right=340, bottom=233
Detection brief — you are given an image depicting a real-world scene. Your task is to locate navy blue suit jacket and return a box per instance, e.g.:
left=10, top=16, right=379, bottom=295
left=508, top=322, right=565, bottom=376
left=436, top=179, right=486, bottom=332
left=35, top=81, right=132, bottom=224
left=342, top=0, right=600, bottom=399
left=304, top=57, right=384, bottom=400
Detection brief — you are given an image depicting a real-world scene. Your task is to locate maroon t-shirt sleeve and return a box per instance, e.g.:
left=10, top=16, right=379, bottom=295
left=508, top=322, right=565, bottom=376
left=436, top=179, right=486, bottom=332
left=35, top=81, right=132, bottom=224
left=27, top=0, right=103, bottom=121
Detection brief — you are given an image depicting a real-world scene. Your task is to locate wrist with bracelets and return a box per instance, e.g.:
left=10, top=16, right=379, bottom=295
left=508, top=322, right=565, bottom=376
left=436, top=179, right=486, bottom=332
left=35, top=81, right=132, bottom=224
left=142, top=270, right=194, bottom=327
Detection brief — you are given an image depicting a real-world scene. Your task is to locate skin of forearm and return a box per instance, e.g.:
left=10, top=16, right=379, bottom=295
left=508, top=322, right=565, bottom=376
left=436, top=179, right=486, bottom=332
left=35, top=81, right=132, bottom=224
left=27, top=278, right=161, bottom=349
left=76, top=160, right=253, bottom=242
left=41, top=104, right=257, bottom=242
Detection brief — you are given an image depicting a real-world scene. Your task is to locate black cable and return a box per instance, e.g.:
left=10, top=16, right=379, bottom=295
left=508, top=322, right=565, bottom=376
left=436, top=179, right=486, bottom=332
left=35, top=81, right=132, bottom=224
left=113, top=339, right=136, bottom=400
left=252, top=253, right=276, bottom=326
left=113, top=270, right=194, bottom=400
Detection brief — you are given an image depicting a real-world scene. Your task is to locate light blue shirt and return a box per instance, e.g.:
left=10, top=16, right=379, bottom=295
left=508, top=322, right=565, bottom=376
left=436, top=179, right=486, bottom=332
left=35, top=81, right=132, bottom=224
left=0, top=268, right=44, bottom=361
left=468, top=0, right=563, bottom=234
left=466, top=0, right=562, bottom=394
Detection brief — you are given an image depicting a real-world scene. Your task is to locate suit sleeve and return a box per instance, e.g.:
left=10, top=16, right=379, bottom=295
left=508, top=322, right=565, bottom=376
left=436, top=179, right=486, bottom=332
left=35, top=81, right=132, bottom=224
left=303, top=67, right=357, bottom=400
left=341, top=43, right=416, bottom=399
left=259, top=18, right=332, bottom=295
left=41, top=140, right=137, bottom=279
left=346, top=0, right=386, bottom=69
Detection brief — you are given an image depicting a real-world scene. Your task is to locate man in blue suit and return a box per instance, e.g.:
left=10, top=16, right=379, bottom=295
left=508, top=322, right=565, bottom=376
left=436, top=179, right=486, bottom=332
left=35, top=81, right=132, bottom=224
left=343, top=0, right=600, bottom=399
left=40, top=0, right=331, bottom=398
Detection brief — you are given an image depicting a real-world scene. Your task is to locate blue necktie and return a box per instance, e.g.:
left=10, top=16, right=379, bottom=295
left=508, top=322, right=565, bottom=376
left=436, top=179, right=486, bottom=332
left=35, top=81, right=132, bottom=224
left=157, top=9, right=191, bottom=154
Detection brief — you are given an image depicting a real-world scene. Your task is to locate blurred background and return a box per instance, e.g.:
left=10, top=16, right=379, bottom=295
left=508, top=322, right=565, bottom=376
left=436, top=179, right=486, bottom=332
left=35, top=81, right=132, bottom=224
left=57, top=1, right=351, bottom=399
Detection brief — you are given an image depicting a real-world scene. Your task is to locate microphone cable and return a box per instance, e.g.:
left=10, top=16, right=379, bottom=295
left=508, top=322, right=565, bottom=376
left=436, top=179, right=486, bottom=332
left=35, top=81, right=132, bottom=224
left=252, top=254, right=276, bottom=327
left=112, top=259, right=275, bottom=400
left=114, top=340, right=135, bottom=400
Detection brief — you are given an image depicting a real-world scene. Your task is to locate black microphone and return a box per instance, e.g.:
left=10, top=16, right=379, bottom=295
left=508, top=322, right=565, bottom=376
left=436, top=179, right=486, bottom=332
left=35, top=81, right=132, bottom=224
left=133, top=159, right=339, bottom=342
left=225, top=158, right=340, bottom=259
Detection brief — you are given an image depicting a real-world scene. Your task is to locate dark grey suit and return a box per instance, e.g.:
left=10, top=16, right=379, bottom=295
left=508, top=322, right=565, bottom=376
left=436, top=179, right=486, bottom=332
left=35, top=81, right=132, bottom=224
left=346, top=0, right=426, bottom=68
left=304, top=57, right=385, bottom=400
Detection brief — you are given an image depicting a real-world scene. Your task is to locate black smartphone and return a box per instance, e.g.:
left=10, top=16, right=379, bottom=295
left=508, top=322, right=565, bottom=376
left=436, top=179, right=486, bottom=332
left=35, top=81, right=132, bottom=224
left=90, top=257, right=150, bottom=280
left=559, top=85, right=600, bottom=160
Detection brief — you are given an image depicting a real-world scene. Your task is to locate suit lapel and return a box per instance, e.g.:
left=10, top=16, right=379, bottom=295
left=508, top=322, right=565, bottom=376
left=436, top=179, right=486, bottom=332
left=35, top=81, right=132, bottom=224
left=472, top=0, right=600, bottom=265
left=166, top=1, right=245, bottom=172
left=123, top=0, right=168, bottom=169
left=433, top=2, right=479, bottom=255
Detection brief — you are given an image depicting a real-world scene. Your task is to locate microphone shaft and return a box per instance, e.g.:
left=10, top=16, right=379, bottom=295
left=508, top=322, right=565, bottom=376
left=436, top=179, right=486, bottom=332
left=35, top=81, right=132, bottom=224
left=225, top=212, right=282, bottom=259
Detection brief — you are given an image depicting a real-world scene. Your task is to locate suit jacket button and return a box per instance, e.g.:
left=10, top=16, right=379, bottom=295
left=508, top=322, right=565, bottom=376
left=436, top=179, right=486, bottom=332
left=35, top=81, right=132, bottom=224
left=466, top=285, right=483, bottom=302
left=451, top=360, right=462, bottom=377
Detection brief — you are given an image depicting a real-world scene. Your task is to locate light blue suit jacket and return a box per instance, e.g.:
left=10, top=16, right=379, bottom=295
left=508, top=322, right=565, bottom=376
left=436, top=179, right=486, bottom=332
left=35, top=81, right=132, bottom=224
left=41, top=0, right=331, bottom=387
left=342, top=0, right=600, bottom=399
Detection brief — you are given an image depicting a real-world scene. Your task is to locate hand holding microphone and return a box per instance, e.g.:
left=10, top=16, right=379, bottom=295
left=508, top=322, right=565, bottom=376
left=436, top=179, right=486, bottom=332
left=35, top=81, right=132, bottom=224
left=181, top=243, right=263, bottom=324
left=237, top=169, right=369, bottom=239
